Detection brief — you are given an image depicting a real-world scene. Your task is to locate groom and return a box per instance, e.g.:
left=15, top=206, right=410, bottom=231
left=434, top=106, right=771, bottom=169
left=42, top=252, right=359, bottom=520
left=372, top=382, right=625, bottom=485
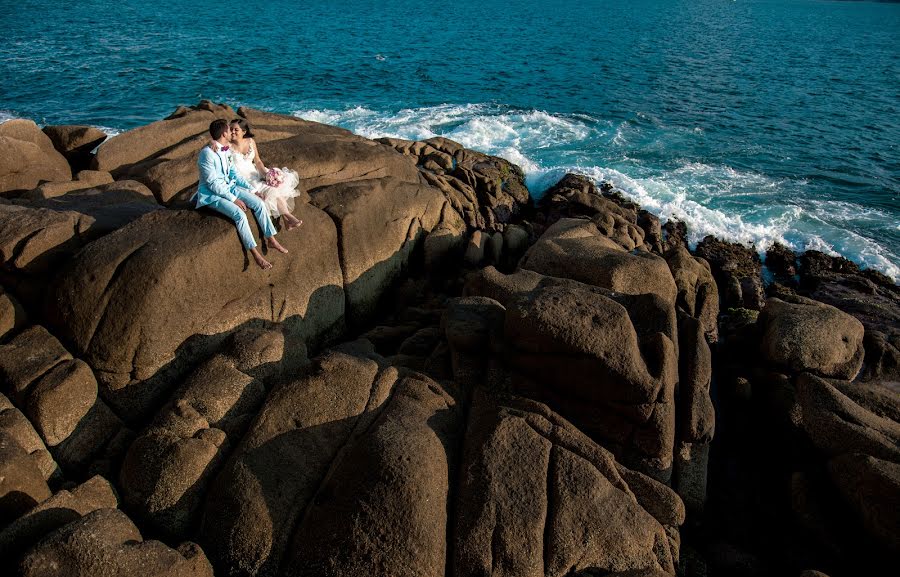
left=194, top=118, right=287, bottom=270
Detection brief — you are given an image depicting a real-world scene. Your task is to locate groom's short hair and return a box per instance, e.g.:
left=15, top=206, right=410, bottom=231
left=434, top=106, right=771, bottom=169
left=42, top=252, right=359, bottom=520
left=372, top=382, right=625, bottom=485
left=209, top=119, right=229, bottom=139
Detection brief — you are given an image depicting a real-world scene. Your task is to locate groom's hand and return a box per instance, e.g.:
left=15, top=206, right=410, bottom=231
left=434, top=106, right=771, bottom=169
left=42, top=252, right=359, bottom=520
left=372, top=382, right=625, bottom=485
left=235, top=199, right=248, bottom=211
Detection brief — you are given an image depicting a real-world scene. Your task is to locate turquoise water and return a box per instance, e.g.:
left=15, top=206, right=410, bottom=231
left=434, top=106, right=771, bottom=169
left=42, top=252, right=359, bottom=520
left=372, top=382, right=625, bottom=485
left=2, top=0, right=899, bottom=278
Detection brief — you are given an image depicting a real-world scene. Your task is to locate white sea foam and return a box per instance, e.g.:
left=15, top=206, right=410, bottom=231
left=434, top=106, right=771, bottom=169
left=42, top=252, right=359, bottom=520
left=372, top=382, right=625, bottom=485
left=0, top=111, right=20, bottom=124
left=291, top=103, right=899, bottom=280
left=294, top=103, right=593, bottom=172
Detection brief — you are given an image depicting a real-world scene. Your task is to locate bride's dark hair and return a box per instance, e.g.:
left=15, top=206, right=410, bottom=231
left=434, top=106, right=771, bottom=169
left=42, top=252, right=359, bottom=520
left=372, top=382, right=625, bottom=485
left=230, top=118, right=254, bottom=138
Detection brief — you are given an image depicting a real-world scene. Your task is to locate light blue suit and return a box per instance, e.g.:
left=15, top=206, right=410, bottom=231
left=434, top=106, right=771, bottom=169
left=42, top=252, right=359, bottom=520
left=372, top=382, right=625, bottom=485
left=194, top=145, right=276, bottom=250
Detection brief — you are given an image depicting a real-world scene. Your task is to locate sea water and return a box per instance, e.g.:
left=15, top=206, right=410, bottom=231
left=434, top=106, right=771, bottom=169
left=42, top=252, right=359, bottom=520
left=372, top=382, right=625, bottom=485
left=2, top=0, right=898, bottom=278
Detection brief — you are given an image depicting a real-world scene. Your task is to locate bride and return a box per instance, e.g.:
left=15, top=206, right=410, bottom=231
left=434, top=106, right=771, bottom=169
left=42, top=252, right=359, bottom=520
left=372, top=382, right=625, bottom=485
left=227, top=119, right=304, bottom=230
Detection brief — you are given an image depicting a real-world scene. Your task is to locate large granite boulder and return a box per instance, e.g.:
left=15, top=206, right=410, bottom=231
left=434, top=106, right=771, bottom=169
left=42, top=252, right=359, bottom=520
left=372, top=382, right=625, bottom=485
left=282, top=373, right=461, bottom=577
left=0, top=432, right=52, bottom=524
left=0, top=205, right=89, bottom=278
left=15, top=180, right=160, bottom=235
left=537, top=174, right=659, bottom=253
left=0, top=475, right=117, bottom=567
left=0, top=393, right=60, bottom=482
left=796, top=373, right=900, bottom=462
left=0, top=286, right=27, bottom=341
left=797, top=250, right=900, bottom=382
left=103, top=103, right=418, bottom=206
left=454, top=392, right=681, bottom=576
left=0, top=325, right=125, bottom=475
left=0, top=120, right=71, bottom=195
left=519, top=218, right=678, bottom=304
left=200, top=348, right=398, bottom=576
left=465, top=266, right=678, bottom=480
left=91, top=101, right=235, bottom=175
left=0, top=190, right=157, bottom=310
left=309, top=175, right=445, bottom=326
left=120, top=328, right=293, bottom=539
left=759, top=295, right=865, bottom=380
left=379, top=135, right=530, bottom=230
left=41, top=125, right=108, bottom=171
left=666, top=245, right=719, bottom=342
left=828, top=453, right=900, bottom=553
left=44, top=206, right=343, bottom=420
left=17, top=508, right=214, bottom=577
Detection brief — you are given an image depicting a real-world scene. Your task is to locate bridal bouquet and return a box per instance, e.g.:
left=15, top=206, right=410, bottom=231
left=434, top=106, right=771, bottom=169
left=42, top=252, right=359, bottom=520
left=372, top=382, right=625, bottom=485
left=265, top=167, right=284, bottom=187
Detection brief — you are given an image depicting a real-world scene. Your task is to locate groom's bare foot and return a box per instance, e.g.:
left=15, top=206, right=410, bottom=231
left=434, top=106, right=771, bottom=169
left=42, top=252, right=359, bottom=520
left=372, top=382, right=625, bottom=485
left=250, top=248, right=273, bottom=270
left=267, top=237, right=289, bottom=254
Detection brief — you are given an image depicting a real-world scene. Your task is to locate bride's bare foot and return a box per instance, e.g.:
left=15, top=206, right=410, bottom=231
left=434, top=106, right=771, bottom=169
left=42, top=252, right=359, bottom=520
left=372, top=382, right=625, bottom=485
left=285, top=215, right=303, bottom=231
left=267, top=237, right=289, bottom=254
left=250, top=248, right=273, bottom=270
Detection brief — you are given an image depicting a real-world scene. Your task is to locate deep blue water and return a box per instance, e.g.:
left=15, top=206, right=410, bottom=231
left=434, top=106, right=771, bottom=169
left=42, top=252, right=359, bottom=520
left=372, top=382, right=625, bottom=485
left=2, top=0, right=899, bottom=278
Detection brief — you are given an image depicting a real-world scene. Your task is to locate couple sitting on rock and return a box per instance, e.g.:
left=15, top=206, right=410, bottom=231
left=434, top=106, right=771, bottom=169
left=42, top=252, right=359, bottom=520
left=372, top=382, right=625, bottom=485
left=193, top=118, right=303, bottom=270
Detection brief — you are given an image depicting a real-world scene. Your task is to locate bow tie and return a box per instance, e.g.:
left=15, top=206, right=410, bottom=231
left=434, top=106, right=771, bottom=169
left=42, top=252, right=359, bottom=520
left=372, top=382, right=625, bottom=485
left=220, top=145, right=230, bottom=152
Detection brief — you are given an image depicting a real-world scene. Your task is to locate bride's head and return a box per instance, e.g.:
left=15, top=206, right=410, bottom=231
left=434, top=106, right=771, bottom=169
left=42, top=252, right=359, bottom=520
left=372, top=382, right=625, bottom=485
left=229, top=119, right=254, bottom=141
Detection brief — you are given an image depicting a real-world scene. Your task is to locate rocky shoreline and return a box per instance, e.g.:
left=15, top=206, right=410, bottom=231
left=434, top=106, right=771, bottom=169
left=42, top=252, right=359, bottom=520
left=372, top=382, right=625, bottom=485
left=0, top=101, right=897, bottom=577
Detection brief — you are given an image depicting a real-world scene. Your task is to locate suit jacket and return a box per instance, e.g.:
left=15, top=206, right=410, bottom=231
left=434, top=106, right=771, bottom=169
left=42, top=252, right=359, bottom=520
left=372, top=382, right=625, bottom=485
left=193, top=144, right=252, bottom=208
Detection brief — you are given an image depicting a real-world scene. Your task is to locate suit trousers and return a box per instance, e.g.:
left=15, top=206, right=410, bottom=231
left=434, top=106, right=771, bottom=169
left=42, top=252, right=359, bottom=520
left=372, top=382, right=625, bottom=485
left=205, top=189, right=277, bottom=250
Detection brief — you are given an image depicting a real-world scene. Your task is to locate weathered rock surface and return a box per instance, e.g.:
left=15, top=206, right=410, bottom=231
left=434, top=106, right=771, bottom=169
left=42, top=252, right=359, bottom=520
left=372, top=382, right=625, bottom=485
left=0, top=120, right=72, bottom=195
left=283, top=373, right=460, bottom=577
left=44, top=206, right=343, bottom=419
left=796, top=373, right=900, bottom=462
left=17, top=508, right=214, bottom=577
left=16, top=180, right=159, bottom=234
left=41, top=124, right=108, bottom=171
left=309, top=176, right=445, bottom=325
left=520, top=218, right=677, bottom=303
left=695, top=235, right=764, bottom=310
left=200, top=349, right=396, bottom=576
left=0, top=393, right=60, bottom=482
left=828, top=453, right=900, bottom=553
left=455, top=392, right=680, bottom=576
left=465, top=266, right=678, bottom=480
left=380, top=135, right=530, bottom=230
left=0, top=432, right=52, bottom=524
left=0, top=475, right=117, bottom=566
left=759, top=295, right=865, bottom=380
left=797, top=250, right=900, bottom=382
left=92, top=101, right=235, bottom=175
left=0, top=286, right=27, bottom=341
left=120, top=328, right=293, bottom=539
left=22, top=169, right=114, bottom=200
left=666, top=245, right=719, bottom=341
left=0, top=324, right=125, bottom=475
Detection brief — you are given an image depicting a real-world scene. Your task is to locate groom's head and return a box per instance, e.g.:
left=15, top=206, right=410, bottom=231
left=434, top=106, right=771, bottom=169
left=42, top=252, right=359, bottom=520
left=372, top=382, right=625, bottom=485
left=209, top=119, right=230, bottom=142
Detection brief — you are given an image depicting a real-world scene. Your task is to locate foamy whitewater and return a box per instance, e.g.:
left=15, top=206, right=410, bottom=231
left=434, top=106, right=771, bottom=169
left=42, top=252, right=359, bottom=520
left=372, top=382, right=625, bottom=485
left=295, top=103, right=899, bottom=280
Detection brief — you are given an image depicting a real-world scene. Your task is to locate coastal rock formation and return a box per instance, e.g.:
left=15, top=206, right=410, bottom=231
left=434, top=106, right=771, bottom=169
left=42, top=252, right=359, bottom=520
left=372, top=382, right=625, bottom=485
left=18, top=508, right=214, bottom=577
left=0, top=105, right=897, bottom=577
left=41, top=124, right=108, bottom=172
left=309, top=175, right=445, bottom=326
left=0, top=325, right=126, bottom=476
left=43, top=206, right=343, bottom=420
left=120, top=328, right=296, bottom=539
left=759, top=295, right=865, bottom=380
left=695, top=235, right=765, bottom=310
left=0, top=475, right=117, bottom=567
left=0, top=120, right=72, bottom=195
left=379, top=135, right=529, bottom=230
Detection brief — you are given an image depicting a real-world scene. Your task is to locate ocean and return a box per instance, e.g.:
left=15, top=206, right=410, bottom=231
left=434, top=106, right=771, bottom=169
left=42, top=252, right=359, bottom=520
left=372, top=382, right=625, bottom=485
left=2, top=0, right=898, bottom=279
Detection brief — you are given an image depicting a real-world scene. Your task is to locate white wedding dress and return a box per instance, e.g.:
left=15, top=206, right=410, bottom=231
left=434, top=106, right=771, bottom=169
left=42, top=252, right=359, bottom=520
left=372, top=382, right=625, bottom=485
left=231, top=142, right=302, bottom=218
